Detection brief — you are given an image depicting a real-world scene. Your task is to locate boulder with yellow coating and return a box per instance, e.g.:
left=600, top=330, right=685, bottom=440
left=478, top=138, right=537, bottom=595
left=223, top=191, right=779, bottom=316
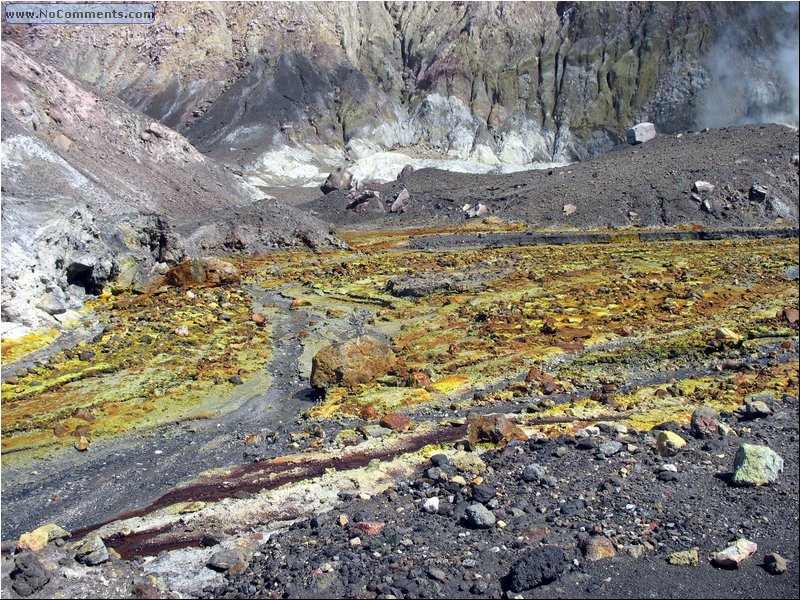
left=656, top=431, right=687, bottom=457
left=311, top=335, right=395, bottom=389
left=164, top=257, right=240, bottom=288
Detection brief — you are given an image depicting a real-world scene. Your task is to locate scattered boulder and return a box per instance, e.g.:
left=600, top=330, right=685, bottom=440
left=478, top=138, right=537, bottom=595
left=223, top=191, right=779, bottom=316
left=310, top=335, right=396, bottom=388
left=422, top=497, right=440, bottom=514
left=731, top=443, right=784, bottom=486
left=386, top=273, right=456, bottom=297
left=749, top=183, right=768, bottom=202
left=714, top=327, right=740, bottom=344
left=10, top=552, right=50, bottom=597
left=764, top=552, right=788, bottom=575
left=351, top=198, right=385, bottom=214
left=466, top=413, right=528, bottom=446
left=507, top=547, right=568, bottom=591
left=656, top=430, right=687, bottom=456
left=17, top=524, right=70, bottom=553
left=355, top=521, right=385, bottom=536
left=74, top=535, right=109, bottom=566
left=742, top=401, right=772, bottom=419
left=780, top=307, right=799, bottom=326
left=581, top=535, right=616, bottom=561
left=164, top=257, right=240, bottom=288
left=390, top=188, right=411, bottom=214
left=461, top=503, right=496, bottom=529
left=320, top=167, right=353, bottom=194
left=667, top=548, right=700, bottom=566
left=711, top=538, right=757, bottom=569
left=449, top=451, right=487, bottom=474
left=626, top=122, right=656, bottom=144
left=405, top=371, right=431, bottom=388
left=740, top=394, right=773, bottom=419
left=290, top=298, right=312, bottom=310
left=690, top=406, right=722, bottom=438
left=521, top=463, right=546, bottom=483
left=208, top=548, right=247, bottom=573
left=360, top=404, right=378, bottom=420
left=463, top=203, right=489, bottom=218
left=16, top=529, right=49, bottom=553
left=379, top=413, right=412, bottom=432
left=347, top=190, right=381, bottom=209
left=52, top=133, right=72, bottom=153
left=693, top=181, right=716, bottom=193
left=525, top=368, right=558, bottom=394
left=597, top=440, right=623, bottom=457
left=562, top=203, right=577, bottom=216
left=397, top=164, right=415, bottom=180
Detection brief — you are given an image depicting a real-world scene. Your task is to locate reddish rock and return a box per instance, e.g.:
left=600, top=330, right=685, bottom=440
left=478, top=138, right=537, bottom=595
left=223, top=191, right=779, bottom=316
left=251, top=312, right=267, bottom=326
left=406, top=371, right=431, bottom=388
left=164, top=257, right=240, bottom=288
left=711, top=539, right=757, bottom=569
left=311, top=335, right=395, bottom=388
left=525, top=368, right=558, bottom=395
left=72, top=408, right=95, bottom=422
left=467, top=413, right=528, bottom=445
left=355, top=521, right=386, bottom=536
left=520, top=526, right=553, bottom=542
left=360, top=405, right=378, bottom=420
left=379, top=413, right=412, bottom=432
left=290, top=298, right=312, bottom=310
left=559, top=327, right=592, bottom=340
left=541, top=380, right=558, bottom=395
left=691, top=406, right=721, bottom=438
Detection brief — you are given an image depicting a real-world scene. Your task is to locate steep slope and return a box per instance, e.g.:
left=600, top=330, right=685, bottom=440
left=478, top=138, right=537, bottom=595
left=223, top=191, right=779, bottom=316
left=0, top=41, right=339, bottom=335
left=4, top=1, right=797, bottom=169
left=302, top=124, right=800, bottom=230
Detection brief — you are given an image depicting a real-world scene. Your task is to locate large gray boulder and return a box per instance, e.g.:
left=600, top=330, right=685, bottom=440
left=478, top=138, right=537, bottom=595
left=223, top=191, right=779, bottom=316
left=627, top=122, right=657, bottom=144
left=732, top=443, right=784, bottom=486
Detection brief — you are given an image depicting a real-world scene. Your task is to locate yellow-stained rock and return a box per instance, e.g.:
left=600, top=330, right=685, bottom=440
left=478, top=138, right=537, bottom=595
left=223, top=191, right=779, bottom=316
left=714, top=327, right=740, bottom=344
left=667, top=548, right=700, bottom=566
left=656, top=431, right=687, bottom=456
left=17, top=529, right=49, bottom=553
left=450, top=451, right=487, bottom=474
left=467, top=413, right=528, bottom=446
left=581, top=535, right=616, bottom=561
left=311, top=335, right=395, bottom=388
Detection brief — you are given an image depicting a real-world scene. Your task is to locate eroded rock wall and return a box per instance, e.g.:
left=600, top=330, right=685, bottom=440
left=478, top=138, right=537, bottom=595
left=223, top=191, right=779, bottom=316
left=0, top=41, right=339, bottom=334
left=4, top=2, right=797, bottom=166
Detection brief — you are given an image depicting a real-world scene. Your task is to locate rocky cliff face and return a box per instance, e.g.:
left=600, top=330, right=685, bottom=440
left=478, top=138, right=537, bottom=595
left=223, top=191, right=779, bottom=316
left=4, top=1, right=797, bottom=171
left=1, top=41, right=339, bottom=335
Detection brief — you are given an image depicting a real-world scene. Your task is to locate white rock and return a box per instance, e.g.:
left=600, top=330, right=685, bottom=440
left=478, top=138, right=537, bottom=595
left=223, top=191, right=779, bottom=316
left=422, top=497, right=440, bottom=513
left=711, top=539, right=757, bottom=568
left=693, top=181, right=716, bottom=193
left=626, top=122, right=656, bottom=144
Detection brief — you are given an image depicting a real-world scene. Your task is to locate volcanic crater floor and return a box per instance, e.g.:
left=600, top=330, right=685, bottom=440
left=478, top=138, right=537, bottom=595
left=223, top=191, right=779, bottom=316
left=1, top=228, right=798, bottom=599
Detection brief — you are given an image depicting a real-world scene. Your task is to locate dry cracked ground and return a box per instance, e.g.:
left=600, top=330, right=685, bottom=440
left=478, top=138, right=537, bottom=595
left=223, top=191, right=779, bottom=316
left=1, top=225, right=798, bottom=599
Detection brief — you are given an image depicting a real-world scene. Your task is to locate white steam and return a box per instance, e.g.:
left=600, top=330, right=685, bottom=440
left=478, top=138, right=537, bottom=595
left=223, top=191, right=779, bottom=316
left=696, top=2, right=799, bottom=129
